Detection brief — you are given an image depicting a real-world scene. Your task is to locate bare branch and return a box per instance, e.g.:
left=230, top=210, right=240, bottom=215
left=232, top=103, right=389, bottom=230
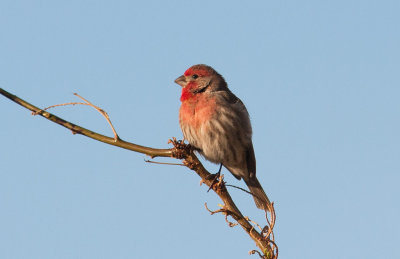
left=0, top=88, right=171, bottom=158
left=0, top=88, right=277, bottom=258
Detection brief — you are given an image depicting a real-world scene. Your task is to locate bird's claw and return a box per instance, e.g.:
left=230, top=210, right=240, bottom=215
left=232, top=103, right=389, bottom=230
left=207, top=172, right=222, bottom=192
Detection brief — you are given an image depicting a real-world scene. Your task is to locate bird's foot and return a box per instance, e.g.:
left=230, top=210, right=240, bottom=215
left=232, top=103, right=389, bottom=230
left=206, top=164, right=224, bottom=192
left=207, top=172, right=221, bottom=192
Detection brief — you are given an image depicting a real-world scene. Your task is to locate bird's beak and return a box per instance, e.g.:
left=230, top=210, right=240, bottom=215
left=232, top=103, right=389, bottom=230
left=174, top=75, right=187, bottom=87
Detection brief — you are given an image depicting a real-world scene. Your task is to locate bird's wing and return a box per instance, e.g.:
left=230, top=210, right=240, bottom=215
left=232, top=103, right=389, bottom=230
left=246, top=141, right=257, bottom=178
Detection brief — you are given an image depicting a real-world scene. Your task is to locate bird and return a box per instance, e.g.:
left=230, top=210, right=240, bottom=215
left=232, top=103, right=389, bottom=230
left=175, top=64, right=271, bottom=211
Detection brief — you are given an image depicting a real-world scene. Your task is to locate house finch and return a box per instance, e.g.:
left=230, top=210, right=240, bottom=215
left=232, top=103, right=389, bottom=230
left=175, top=64, right=271, bottom=211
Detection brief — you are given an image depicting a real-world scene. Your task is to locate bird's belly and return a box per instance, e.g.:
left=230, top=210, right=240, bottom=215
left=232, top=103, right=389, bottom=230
left=180, top=116, right=242, bottom=166
left=181, top=120, right=223, bottom=163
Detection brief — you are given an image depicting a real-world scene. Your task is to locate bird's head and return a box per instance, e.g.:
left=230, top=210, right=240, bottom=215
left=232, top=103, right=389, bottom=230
left=175, top=64, right=227, bottom=101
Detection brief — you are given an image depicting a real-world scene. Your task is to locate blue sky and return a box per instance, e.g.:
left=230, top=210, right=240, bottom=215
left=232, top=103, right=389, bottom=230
left=1, top=1, right=399, bottom=258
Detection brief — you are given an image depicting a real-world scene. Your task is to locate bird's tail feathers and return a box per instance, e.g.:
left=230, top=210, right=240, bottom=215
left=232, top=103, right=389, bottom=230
left=244, top=177, right=271, bottom=212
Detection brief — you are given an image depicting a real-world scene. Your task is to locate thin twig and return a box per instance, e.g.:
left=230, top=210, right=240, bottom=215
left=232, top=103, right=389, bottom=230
left=144, top=159, right=185, bottom=166
left=204, top=203, right=238, bottom=227
left=204, top=202, right=225, bottom=215
left=73, top=93, right=119, bottom=141
left=32, top=93, right=120, bottom=142
left=226, top=184, right=254, bottom=196
left=264, top=202, right=276, bottom=241
left=32, top=102, right=89, bottom=114
left=249, top=249, right=265, bottom=259
left=245, top=216, right=263, bottom=232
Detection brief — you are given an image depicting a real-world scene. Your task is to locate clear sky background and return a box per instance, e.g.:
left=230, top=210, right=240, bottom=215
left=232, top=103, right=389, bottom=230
left=1, top=1, right=399, bottom=258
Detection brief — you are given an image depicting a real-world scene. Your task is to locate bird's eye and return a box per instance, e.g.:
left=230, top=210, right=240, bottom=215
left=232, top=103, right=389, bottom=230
left=192, top=74, right=199, bottom=79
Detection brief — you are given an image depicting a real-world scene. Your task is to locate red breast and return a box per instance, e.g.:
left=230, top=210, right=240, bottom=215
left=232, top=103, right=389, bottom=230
left=179, top=92, right=217, bottom=130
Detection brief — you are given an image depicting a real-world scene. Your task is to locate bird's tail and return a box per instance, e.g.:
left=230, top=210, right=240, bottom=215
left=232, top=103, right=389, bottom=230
left=244, top=177, right=271, bottom=212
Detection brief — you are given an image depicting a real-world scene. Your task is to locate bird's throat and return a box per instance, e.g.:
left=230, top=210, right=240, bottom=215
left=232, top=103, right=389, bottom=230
left=180, top=87, right=194, bottom=102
